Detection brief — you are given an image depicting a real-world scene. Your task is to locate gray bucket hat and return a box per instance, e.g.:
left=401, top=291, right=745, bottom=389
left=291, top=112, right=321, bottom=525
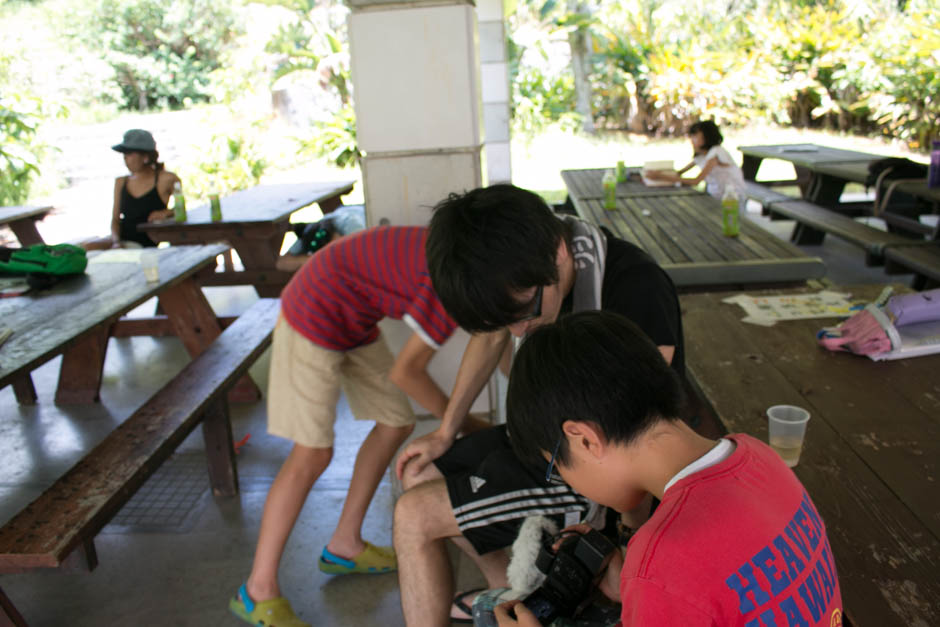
left=112, top=129, right=156, bottom=153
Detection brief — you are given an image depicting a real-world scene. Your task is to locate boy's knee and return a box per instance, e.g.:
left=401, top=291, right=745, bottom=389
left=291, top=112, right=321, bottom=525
left=285, top=444, right=333, bottom=477
left=400, top=459, right=442, bottom=491
left=394, top=481, right=454, bottom=539
left=377, top=421, right=415, bottom=440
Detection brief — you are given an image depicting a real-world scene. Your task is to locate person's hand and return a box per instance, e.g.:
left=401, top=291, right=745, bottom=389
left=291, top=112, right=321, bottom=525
left=556, top=524, right=623, bottom=602
left=598, top=546, right=624, bottom=602
left=646, top=169, right=678, bottom=182
left=494, top=600, right=542, bottom=627
left=395, top=429, right=454, bottom=480
left=147, top=209, right=174, bottom=223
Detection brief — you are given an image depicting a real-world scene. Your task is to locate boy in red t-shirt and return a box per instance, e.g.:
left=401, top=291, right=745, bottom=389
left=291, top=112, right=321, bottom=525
left=494, top=311, right=843, bottom=627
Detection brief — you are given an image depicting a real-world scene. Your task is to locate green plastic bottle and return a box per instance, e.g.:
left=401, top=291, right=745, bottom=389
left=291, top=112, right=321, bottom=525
left=602, top=170, right=617, bottom=210
left=172, top=182, right=187, bottom=223
left=721, top=188, right=740, bottom=237
left=209, top=194, right=222, bottom=222
left=615, top=160, right=626, bottom=182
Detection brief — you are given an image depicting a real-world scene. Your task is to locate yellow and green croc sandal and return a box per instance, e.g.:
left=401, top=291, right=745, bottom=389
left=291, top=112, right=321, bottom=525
left=229, top=583, right=311, bottom=627
left=317, top=541, right=397, bottom=575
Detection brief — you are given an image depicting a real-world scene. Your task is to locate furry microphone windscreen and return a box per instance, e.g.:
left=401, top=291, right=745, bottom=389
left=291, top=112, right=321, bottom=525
left=507, top=516, right=559, bottom=593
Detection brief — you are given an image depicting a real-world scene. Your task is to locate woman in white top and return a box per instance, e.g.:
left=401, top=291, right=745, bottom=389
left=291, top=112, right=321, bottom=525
left=647, top=120, right=745, bottom=199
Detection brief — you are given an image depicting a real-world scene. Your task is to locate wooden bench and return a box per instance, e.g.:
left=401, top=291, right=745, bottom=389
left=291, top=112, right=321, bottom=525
left=762, top=197, right=940, bottom=287
left=883, top=243, right=940, bottom=289
left=767, top=197, right=916, bottom=254
left=0, top=297, right=279, bottom=626
left=741, top=180, right=793, bottom=216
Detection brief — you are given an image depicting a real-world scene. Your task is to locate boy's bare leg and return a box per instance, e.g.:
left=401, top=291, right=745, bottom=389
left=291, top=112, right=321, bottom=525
left=327, top=422, right=414, bottom=557
left=395, top=479, right=510, bottom=626
left=246, top=443, right=332, bottom=601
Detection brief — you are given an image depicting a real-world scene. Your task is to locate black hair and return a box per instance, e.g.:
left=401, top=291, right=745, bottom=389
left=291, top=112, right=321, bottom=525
left=126, top=149, right=165, bottom=173
left=506, top=310, right=684, bottom=469
left=426, top=184, right=568, bottom=332
left=689, top=120, right=723, bottom=152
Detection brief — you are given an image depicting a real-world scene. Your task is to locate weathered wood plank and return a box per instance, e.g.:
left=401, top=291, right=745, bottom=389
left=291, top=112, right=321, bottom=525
left=0, top=298, right=279, bottom=572
left=110, top=315, right=237, bottom=338
left=0, top=245, right=227, bottom=392
left=681, top=285, right=940, bottom=627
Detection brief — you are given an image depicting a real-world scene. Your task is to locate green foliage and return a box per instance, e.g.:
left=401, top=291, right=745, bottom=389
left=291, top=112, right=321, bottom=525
left=510, top=0, right=937, bottom=149
left=186, top=130, right=268, bottom=199
left=262, top=0, right=357, bottom=168
left=0, top=94, right=43, bottom=205
left=89, top=0, right=242, bottom=110
left=511, top=58, right=581, bottom=135
left=858, top=0, right=940, bottom=148
left=296, top=103, right=360, bottom=168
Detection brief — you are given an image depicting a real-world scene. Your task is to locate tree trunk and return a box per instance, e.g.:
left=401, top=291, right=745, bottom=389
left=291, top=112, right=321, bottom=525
left=567, top=0, right=595, bottom=133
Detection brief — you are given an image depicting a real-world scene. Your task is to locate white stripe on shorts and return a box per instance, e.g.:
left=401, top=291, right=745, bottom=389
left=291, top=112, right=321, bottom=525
left=459, top=503, right=589, bottom=531
left=452, top=485, right=574, bottom=516
left=453, top=487, right=589, bottom=530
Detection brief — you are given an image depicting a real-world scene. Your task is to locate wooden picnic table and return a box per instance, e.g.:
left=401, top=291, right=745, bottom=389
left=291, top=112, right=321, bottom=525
left=0, top=206, right=51, bottom=246
left=138, top=181, right=354, bottom=297
left=739, top=144, right=884, bottom=211
left=562, top=168, right=826, bottom=289
left=0, top=244, right=258, bottom=405
left=681, top=283, right=940, bottom=627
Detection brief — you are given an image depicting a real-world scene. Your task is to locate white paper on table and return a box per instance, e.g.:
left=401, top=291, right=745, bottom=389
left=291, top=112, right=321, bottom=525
left=88, top=249, right=145, bottom=264
left=640, top=174, right=680, bottom=187
left=723, top=291, right=856, bottom=326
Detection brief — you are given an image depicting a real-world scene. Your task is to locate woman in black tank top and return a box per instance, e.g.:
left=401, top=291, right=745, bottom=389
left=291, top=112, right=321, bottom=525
left=83, top=129, right=181, bottom=250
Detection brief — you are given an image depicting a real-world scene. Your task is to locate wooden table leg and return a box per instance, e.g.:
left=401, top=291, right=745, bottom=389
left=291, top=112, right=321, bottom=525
left=741, top=156, right=763, bottom=181
left=8, top=218, right=45, bottom=246
left=159, top=277, right=261, bottom=402
left=55, top=325, right=111, bottom=404
left=11, top=375, right=37, bottom=405
left=202, top=396, right=239, bottom=496
left=318, top=193, right=344, bottom=214
left=229, top=234, right=291, bottom=298
left=0, top=585, right=27, bottom=627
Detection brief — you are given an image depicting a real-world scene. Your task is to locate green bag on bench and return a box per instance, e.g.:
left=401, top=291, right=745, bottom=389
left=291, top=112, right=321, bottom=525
left=0, top=244, right=88, bottom=276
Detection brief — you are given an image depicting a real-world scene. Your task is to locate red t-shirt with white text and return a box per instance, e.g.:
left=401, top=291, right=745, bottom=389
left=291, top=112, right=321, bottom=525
left=620, top=434, right=843, bottom=627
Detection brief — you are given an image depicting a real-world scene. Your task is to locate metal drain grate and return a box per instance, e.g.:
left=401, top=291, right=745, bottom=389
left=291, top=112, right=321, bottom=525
left=104, top=452, right=209, bottom=534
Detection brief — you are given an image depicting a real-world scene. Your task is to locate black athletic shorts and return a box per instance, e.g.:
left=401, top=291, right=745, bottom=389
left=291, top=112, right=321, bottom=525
left=433, top=425, right=590, bottom=555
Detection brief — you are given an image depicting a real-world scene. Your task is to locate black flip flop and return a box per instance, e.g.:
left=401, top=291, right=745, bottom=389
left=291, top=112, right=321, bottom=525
left=451, top=588, right=485, bottom=624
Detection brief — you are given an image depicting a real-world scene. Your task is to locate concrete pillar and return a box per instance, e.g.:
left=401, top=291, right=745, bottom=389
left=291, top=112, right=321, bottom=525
left=348, top=0, right=483, bottom=226
left=476, top=0, right=512, bottom=184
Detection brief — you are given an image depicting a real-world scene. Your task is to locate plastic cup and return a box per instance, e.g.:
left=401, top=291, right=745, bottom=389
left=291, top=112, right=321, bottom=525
left=140, top=250, right=160, bottom=283
left=766, top=405, right=810, bottom=467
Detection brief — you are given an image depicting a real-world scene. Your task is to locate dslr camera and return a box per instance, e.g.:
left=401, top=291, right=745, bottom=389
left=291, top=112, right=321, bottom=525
left=520, top=528, right=617, bottom=624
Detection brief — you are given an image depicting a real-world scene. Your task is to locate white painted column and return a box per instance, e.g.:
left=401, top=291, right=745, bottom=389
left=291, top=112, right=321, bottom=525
left=348, top=0, right=483, bottom=226
left=476, top=0, right=512, bottom=184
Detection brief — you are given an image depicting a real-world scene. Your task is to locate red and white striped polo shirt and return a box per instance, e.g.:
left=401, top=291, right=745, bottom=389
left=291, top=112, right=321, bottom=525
left=280, top=225, right=456, bottom=351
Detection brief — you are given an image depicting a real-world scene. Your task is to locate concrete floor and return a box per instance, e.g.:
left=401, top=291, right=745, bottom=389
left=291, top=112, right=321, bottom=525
left=0, top=207, right=911, bottom=627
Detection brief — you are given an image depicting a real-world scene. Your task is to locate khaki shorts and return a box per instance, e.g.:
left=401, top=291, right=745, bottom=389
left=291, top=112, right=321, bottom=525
left=267, top=316, right=415, bottom=448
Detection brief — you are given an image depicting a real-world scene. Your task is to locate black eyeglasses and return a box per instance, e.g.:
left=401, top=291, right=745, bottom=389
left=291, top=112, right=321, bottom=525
left=545, top=433, right=565, bottom=485
left=517, top=285, right=544, bottom=323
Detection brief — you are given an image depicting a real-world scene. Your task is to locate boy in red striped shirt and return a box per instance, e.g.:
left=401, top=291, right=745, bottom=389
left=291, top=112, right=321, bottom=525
left=231, top=226, right=459, bottom=627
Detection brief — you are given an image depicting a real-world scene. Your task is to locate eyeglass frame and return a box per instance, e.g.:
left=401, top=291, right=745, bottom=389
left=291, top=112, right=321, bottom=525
left=544, top=432, right=565, bottom=485
left=516, top=284, right=544, bottom=323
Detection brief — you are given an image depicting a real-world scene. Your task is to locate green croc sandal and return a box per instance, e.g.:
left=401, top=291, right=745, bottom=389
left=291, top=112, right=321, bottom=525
left=318, top=541, right=397, bottom=575
left=229, top=583, right=311, bottom=627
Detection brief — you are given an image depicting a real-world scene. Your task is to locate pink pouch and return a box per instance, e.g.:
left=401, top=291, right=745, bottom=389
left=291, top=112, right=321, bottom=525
left=817, top=305, right=893, bottom=356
